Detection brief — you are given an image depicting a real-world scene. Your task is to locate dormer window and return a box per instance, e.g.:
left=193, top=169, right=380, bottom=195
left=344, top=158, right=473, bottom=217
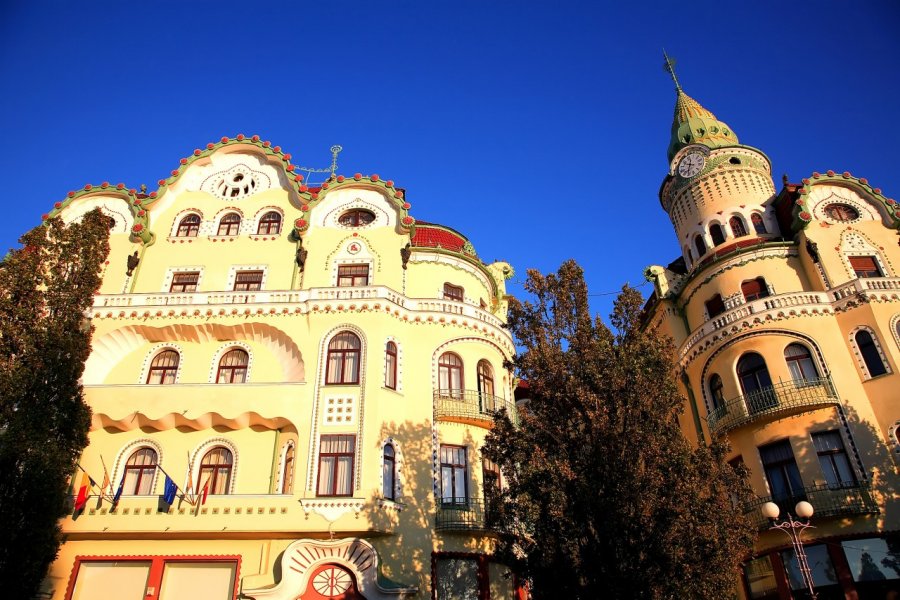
left=338, top=209, right=375, bottom=227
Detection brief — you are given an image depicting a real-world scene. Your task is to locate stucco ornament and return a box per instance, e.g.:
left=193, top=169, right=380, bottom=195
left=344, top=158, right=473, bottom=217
left=243, top=538, right=417, bottom=599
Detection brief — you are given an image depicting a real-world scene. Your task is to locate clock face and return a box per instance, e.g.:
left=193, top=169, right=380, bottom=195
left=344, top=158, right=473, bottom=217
left=677, top=152, right=705, bottom=178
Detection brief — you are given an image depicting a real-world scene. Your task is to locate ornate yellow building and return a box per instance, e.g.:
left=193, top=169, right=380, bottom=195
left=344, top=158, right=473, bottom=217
left=645, top=70, right=900, bottom=598
left=41, top=138, right=521, bottom=600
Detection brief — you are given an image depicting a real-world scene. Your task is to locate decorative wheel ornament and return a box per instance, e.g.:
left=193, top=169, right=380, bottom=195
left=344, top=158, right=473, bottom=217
left=312, top=565, right=352, bottom=596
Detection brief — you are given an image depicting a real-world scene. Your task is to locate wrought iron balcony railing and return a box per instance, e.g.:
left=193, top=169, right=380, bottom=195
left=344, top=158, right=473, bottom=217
left=707, top=377, right=840, bottom=437
left=435, top=497, right=499, bottom=532
left=744, top=481, right=879, bottom=531
left=434, top=389, right=519, bottom=427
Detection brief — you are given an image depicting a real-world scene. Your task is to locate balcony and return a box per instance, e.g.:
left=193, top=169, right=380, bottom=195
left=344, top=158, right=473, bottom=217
left=706, top=377, right=840, bottom=437
left=434, top=389, right=519, bottom=427
left=435, top=497, right=498, bottom=532
left=62, top=494, right=400, bottom=538
left=744, top=482, right=879, bottom=531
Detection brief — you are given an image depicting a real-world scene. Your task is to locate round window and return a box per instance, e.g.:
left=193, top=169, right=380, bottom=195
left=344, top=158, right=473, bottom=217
left=338, top=209, right=376, bottom=227
left=823, top=203, right=859, bottom=222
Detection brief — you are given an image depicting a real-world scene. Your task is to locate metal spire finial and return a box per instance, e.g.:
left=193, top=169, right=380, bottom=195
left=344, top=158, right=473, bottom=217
left=329, top=145, right=342, bottom=177
left=662, top=50, right=682, bottom=92
left=296, top=145, right=343, bottom=186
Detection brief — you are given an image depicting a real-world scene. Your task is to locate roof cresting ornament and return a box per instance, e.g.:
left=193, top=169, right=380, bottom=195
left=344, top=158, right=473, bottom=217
left=662, top=50, right=682, bottom=92
left=296, top=145, right=343, bottom=186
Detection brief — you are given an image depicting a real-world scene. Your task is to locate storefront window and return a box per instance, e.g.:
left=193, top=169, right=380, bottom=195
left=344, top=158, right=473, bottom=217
left=744, top=555, right=779, bottom=600
left=781, top=544, right=840, bottom=596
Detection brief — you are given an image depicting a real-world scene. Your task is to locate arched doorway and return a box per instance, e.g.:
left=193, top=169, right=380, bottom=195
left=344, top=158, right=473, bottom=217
left=300, top=563, right=366, bottom=600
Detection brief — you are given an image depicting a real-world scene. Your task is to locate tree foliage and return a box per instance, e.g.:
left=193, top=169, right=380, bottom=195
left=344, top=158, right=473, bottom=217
left=484, top=260, right=755, bottom=599
left=0, top=211, right=110, bottom=596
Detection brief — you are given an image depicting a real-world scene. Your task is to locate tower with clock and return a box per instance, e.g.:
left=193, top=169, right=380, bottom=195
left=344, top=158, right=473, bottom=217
left=659, top=56, right=778, bottom=271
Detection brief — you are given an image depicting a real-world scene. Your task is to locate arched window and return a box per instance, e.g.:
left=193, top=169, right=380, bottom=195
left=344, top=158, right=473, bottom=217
left=737, top=352, right=775, bottom=412
left=710, top=224, right=726, bottom=246
left=325, top=332, right=361, bottom=384
left=438, top=352, right=464, bottom=398
left=176, top=214, right=201, bottom=237
left=383, top=444, right=396, bottom=500
left=709, top=374, right=726, bottom=410
left=729, top=215, right=748, bottom=238
left=146, top=350, right=179, bottom=384
left=217, top=348, right=249, bottom=383
left=855, top=330, right=888, bottom=378
left=751, top=213, right=767, bottom=234
left=123, top=448, right=157, bottom=495
left=338, top=209, right=375, bottom=227
left=694, top=235, right=707, bottom=258
left=384, top=341, right=397, bottom=390
left=477, top=360, right=495, bottom=410
left=741, top=277, right=770, bottom=302
left=199, top=447, right=233, bottom=495
left=256, top=211, right=282, bottom=235
left=217, top=213, right=241, bottom=236
left=784, top=344, right=818, bottom=382
left=705, top=294, right=725, bottom=318
left=280, top=443, right=294, bottom=494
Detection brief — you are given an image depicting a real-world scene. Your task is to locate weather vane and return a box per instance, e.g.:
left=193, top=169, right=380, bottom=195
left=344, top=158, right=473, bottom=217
left=296, top=145, right=343, bottom=186
left=662, top=50, right=682, bottom=91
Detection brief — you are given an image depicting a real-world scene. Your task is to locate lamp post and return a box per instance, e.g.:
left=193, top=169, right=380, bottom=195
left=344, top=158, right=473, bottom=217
left=761, top=500, right=817, bottom=600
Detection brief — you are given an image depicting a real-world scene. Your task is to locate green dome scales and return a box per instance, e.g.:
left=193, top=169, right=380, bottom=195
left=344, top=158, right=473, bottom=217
left=663, top=52, right=740, bottom=161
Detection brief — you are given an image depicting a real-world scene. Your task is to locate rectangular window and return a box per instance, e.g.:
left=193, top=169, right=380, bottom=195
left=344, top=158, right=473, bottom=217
left=317, top=435, right=355, bottom=497
left=440, top=445, right=468, bottom=505
left=337, top=264, right=369, bottom=287
left=435, top=557, right=480, bottom=600
left=759, top=440, right=804, bottom=502
left=743, top=555, right=779, bottom=600
left=384, top=343, right=397, bottom=390
left=71, top=561, right=152, bottom=600
left=159, top=562, right=237, bottom=600
left=780, top=544, right=839, bottom=591
left=849, top=256, right=883, bottom=278
left=169, top=272, right=199, bottom=293
left=443, top=283, right=464, bottom=302
left=842, top=538, right=900, bottom=582
left=812, top=431, right=856, bottom=488
left=233, top=270, right=263, bottom=291
left=69, top=558, right=238, bottom=600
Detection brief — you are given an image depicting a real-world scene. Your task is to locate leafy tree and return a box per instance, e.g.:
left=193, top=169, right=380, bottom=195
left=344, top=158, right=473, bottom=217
left=485, top=260, right=755, bottom=599
left=0, top=211, right=110, bottom=596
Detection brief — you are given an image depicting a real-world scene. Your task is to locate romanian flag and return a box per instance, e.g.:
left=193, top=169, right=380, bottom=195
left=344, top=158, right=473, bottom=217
left=194, top=479, right=209, bottom=516
left=73, top=473, right=91, bottom=511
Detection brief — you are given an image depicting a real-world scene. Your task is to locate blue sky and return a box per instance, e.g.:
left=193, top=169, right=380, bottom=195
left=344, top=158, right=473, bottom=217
left=2, top=1, right=898, bottom=318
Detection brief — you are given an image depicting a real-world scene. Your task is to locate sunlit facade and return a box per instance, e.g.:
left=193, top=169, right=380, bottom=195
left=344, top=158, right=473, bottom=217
left=41, top=138, right=521, bottom=600
left=645, top=77, right=900, bottom=598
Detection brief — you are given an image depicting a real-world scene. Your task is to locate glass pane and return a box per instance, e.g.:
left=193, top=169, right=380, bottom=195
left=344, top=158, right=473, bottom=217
left=137, top=469, right=154, bottom=495
left=159, top=562, right=236, bottom=600
left=326, top=354, right=343, bottom=384
left=843, top=538, right=900, bottom=581
left=318, top=457, right=335, bottom=495
left=336, top=457, right=352, bottom=495
left=453, top=466, right=466, bottom=499
left=744, top=556, right=778, bottom=599
left=781, top=545, right=837, bottom=590
left=72, top=561, right=151, bottom=600
left=489, top=562, right=516, bottom=600
left=123, top=470, right=140, bottom=495
left=435, top=558, right=479, bottom=600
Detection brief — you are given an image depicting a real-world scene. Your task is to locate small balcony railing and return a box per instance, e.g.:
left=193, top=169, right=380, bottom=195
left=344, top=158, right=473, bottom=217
left=707, top=377, right=840, bottom=437
left=435, top=497, right=499, bottom=532
left=744, top=481, right=879, bottom=531
left=434, top=389, right=519, bottom=427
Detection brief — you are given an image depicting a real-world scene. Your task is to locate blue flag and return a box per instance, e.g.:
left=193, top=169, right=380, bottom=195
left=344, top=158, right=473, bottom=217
left=162, top=476, right=177, bottom=506
left=111, top=478, right=124, bottom=510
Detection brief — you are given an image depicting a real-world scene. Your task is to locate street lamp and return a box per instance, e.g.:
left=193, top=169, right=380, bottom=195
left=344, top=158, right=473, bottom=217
left=761, top=500, right=817, bottom=600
